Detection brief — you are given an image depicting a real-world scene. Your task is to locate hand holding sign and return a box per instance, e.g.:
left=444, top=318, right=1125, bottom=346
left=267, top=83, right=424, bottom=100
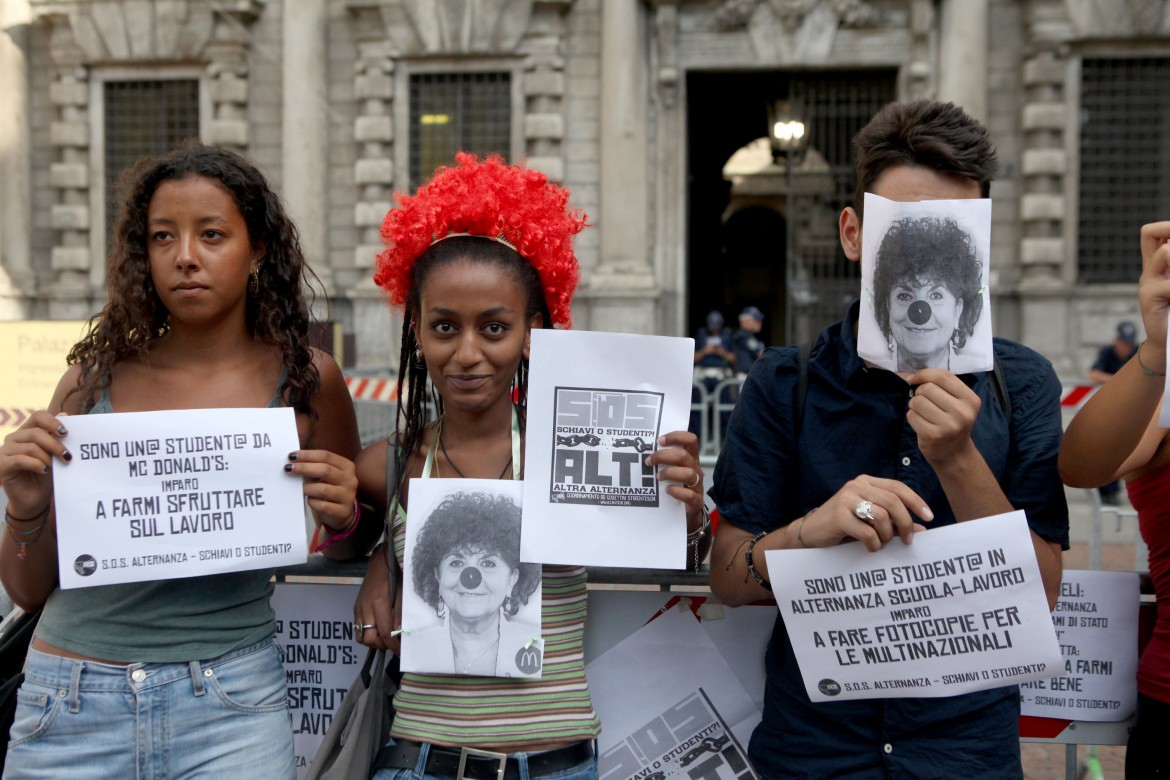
left=800, top=476, right=931, bottom=552
left=286, top=448, right=359, bottom=540
left=0, top=410, right=70, bottom=523
left=52, top=407, right=307, bottom=588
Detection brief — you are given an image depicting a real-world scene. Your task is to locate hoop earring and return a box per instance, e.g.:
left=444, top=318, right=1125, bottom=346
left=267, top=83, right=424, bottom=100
left=437, top=598, right=447, bottom=620
left=249, top=269, right=260, bottom=295
left=412, top=348, right=426, bottom=369
left=887, top=334, right=895, bottom=353
left=502, top=595, right=516, bottom=616
left=951, top=329, right=961, bottom=347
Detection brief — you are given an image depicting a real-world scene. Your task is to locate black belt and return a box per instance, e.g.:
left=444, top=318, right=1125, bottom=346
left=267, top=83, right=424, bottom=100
left=373, top=738, right=594, bottom=780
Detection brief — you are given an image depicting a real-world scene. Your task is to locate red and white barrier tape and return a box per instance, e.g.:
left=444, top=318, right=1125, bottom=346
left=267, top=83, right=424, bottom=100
left=345, top=375, right=397, bottom=402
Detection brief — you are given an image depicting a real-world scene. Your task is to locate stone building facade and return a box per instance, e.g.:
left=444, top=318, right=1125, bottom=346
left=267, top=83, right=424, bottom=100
left=2, top=0, right=1169, bottom=377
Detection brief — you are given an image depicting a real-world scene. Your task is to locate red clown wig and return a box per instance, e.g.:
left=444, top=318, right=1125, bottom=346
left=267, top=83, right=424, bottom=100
left=374, top=153, right=586, bottom=328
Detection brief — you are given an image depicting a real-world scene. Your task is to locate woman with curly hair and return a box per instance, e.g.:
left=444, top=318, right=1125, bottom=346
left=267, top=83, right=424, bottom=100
left=352, top=153, right=710, bottom=779
left=871, top=215, right=985, bottom=373
left=406, top=490, right=541, bottom=677
left=0, top=142, right=372, bottom=778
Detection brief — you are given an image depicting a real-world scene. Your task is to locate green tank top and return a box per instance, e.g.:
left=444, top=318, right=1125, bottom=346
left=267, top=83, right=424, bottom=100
left=35, top=381, right=286, bottom=662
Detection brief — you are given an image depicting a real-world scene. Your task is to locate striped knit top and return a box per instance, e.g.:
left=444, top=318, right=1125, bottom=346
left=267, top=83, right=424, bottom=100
left=388, top=507, right=601, bottom=750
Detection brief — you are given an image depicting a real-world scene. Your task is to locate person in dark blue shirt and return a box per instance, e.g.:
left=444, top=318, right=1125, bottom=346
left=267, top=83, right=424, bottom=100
left=709, top=100, right=1068, bottom=780
left=732, top=305, right=766, bottom=378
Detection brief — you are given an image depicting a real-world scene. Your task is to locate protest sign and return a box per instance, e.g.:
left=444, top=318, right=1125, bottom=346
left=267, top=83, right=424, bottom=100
left=52, top=407, right=306, bottom=588
left=272, top=582, right=364, bottom=779
left=523, top=329, right=693, bottom=568
left=587, top=607, right=761, bottom=780
left=1021, top=570, right=1139, bottom=721
left=400, top=478, right=543, bottom=677
left=766, top=510, right=1061, bottom=702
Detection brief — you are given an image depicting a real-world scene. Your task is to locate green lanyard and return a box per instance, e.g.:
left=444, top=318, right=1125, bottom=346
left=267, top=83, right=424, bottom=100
left=421, top=405, right=521, bottom=481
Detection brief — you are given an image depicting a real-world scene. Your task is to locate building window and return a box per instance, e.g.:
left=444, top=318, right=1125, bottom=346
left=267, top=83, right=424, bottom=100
left=103, top=79, right=201, bottom=239
left=409, top=72, right=511, bottom=189
left=1078, top=57, right=1170, bottom=283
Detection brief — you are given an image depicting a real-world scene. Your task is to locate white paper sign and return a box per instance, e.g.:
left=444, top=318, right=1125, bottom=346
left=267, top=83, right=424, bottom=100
left=523, top=329, right=694, bottom=568
left=400, top=478, right=543, bottom=677
left=1021, top=570, right=1139, bottom=721
left=765, top=511, right=1061, bottom=702
left=858, top=192, right=993, bottom=374
left=587, top=607, right=762, bottom=780
left=272, top=582, right=364, bottom=779
left=52, top=408, right=306, bottom=588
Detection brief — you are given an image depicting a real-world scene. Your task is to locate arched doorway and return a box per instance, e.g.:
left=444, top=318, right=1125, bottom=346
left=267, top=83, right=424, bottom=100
left=685, top=69, right=896, bottom=345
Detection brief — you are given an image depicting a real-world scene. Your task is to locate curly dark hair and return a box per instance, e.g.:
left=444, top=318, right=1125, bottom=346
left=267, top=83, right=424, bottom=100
left=411, top=491, right=541, bottom=618
left=65, top=142, right=321, bottom=412
left=872, top=216, right=983, bottom=349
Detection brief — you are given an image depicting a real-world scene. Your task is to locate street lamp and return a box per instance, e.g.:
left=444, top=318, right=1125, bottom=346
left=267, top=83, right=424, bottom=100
left=767, top=100, right=810, bottom=341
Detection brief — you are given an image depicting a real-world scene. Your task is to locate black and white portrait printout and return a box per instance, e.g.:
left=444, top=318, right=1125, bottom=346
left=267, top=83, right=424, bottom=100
left=401, top=478, right=543, bottom=678
left=52, top=407, right=306, bottom=588
left=765, top=511, right=1061, bottom=702
left=858, top=192, right=993, bottom=374
left=522, top=329, right=694, bottom=569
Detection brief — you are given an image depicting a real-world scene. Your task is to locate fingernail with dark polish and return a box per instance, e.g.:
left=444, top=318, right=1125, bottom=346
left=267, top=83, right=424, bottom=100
left=63, top=450, right=72, bottom=462
left=284, top=463, right=294, bottom=472
left=288, top=452, right=298, bottom=461
left=57, top=426, right=68, bottom=436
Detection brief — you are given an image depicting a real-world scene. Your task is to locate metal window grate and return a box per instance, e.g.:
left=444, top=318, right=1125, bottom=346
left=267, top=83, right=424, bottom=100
left=409, top=72, right=511, bottom=190
left=1078, top=58, right=1170, bottom=283
left=789, top=72, right=896, bottom=340
left=104, top=80, right=200, bottom=239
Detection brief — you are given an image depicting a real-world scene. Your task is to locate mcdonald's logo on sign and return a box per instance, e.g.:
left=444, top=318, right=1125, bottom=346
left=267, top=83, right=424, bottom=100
left=515, top=645, right=543, bottom=675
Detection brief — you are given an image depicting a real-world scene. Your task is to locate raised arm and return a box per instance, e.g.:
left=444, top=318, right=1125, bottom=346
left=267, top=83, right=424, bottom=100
left=1061, top=221, right=1170, bottom=487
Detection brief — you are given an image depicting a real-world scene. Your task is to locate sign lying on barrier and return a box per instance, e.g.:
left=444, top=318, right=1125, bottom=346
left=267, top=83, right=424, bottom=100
left=273, top=582, right=364, bottom=779
left=1021, top=569, right=1139, bottom=721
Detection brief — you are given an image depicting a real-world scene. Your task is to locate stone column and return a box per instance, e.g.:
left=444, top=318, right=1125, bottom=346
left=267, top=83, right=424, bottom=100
left=937, top=0, right=988, bottom=121
left=282, top=0, right=331, bottom=290
left=585, top=0, right=658, bottom=334
left=0, top=0, right=33, bottom=318
left=348, top=4, right=395, bottom=372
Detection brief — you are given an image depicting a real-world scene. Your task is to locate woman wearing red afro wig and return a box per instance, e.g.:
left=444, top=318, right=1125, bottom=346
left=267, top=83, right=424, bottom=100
left=351, top=154, right=710, bottom=778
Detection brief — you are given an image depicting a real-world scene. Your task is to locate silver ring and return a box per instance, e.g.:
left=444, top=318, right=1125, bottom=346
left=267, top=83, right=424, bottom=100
left=853, top=500, right=876, bottom=523
left=686, top=471, right=701, bottom=489
left=352, top=621, right=375, bottom=636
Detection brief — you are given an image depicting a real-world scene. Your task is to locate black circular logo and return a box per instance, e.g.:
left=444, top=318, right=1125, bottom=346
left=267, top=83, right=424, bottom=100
left=817, top=679, right=842, bottom=697
left=73, top=554, right=97, bottom=577
left=515, top=645, right=543, bottom=675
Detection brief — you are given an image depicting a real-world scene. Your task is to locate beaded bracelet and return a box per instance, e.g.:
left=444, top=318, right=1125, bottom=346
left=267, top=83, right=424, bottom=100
left=310, top=499, right=361, bottom=553
left=1138, top=341, right=1167, bottom=377
left=5, top=504, right=51, bottom=560
left=744, top=530, right=772, bottom=591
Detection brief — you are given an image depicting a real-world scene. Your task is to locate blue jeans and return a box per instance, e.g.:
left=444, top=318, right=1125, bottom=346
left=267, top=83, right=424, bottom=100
left=4, top=638, right=294, bottom=780
left=372, top=740, right=599, bottom=780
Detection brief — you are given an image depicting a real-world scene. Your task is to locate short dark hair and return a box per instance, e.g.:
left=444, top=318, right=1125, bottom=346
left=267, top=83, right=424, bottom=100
left=872, top=216, right=983, bottom=348
left=853, top=100, right=998, bottom=221
left=411, top=491, right=541, bottom=618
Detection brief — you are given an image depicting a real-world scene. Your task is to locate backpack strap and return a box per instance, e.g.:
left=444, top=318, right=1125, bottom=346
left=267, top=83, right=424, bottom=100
left=795, top=341, right=813, bottom=446
left=991, top=354, right=1011, bottom=421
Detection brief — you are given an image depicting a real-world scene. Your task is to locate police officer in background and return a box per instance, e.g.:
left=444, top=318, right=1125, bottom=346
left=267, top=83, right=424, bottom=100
left=733, top=306, right=766, bottom=378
